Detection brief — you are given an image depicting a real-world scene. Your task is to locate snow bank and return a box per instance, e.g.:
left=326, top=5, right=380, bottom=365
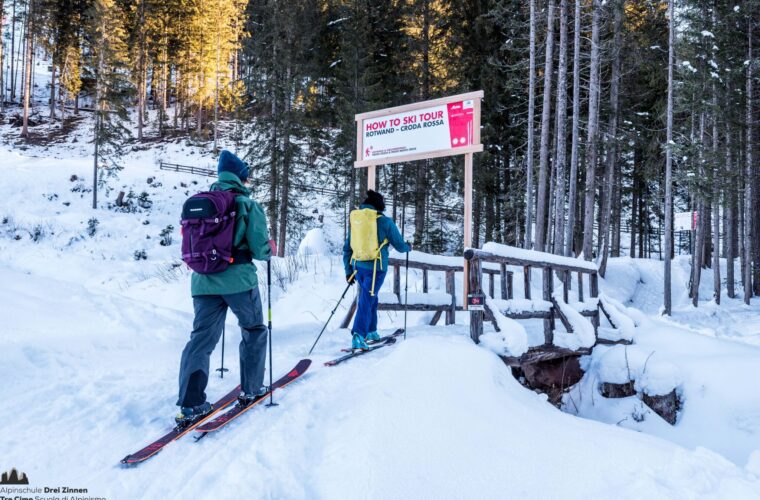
left=491, top=298, right=552, bottom=313
left=595, top=345, right=682, bottom=396
left=4, top=126, right=760, bottom=497
left=479, top=297, right=529, bottom=356
left=481, top=242, right=598, bottom=271
left=552, top=292, right=596, bottom=350
left=570, top=297, right=600, bottom=312
left=314, top=335, right=760, bottom=499
left=297, top=227, right=330, bottom=255
left=599, top=257, right=642, bottom=305
left=747, top=450, right=760, bottom=476
left=599, top=295, right=636, bottom=342
left=389, top=249, right=461, bottom=267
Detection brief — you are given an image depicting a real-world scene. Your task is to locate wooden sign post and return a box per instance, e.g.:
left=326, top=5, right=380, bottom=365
left=354, top=91, right=484, bottom=309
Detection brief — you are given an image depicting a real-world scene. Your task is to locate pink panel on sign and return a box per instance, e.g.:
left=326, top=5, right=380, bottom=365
left=447, top=100, right=474, bottom=148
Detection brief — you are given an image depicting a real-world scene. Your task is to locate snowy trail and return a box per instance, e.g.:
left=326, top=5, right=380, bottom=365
left=2, top=150, right=760, bottom=498
left=2, top=265, right=759, bottom=499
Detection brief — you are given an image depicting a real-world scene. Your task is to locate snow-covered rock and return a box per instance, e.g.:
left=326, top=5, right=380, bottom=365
left=480, top=297, right=529, bottom=357
left=297, top=227, right=330, bottom=256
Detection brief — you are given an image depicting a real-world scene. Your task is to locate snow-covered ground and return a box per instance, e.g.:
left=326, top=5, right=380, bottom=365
left=2, top=140, right=760, bottom=499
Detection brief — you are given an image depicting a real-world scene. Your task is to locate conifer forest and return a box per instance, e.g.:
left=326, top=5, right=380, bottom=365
left=4, top=0, right=760, bottom=311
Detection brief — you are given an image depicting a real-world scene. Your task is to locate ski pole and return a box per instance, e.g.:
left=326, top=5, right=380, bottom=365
left=266, top=259, right=278, bottom=407
left=404, top=248, right=409, bottom=340
left=216, top=325, right=229, bottom=378
left=308, top=270, right=357, bottom=355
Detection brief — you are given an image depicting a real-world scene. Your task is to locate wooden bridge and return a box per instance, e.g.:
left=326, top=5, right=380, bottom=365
left=340, top=243, right=627, bottom=369
left=465, top=245, right=601, bottom=366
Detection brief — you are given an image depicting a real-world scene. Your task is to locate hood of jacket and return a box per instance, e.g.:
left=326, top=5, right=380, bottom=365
left=211, top=171, right=250, bottom=196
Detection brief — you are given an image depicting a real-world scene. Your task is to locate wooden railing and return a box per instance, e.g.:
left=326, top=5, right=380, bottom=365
left=464, top=247, right=600, bottom=349
left=339, top=252, right=513, bottom=328
left=159, top=161, right=216, bottom=177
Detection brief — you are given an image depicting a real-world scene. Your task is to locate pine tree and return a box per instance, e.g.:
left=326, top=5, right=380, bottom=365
left=534, top=0, right=556, bottom=252
left=663, top=0, right=675, bottom=314
left=86, top=0, right=133, bottom=208
left=581, top=0, right=601, bottom=261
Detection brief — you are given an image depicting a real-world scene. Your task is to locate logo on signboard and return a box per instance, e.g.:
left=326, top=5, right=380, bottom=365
left=467, top=293, right=486, bottom=311
left=365, top=146, right=372, bottom=158
left=1, top=468, right=29, bottom=484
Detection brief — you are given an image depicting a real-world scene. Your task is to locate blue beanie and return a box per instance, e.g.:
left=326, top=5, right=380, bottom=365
left=217, top=150, right=249, bottom=181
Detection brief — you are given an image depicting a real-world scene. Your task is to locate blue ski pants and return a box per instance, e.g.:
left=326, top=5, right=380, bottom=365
left=352, top=267, right=386, bottom=337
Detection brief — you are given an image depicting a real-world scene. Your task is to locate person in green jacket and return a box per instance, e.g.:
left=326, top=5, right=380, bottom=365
left=175, top=150, right=273, bottom=425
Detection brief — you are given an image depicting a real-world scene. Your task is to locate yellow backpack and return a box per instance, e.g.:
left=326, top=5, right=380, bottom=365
left=349, top=208, right=388, bottom=296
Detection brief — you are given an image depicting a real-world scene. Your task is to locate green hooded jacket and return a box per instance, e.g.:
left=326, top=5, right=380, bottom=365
left=190, top=171, right=271, bottom=296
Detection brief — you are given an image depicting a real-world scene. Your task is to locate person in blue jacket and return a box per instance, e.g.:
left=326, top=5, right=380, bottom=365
left=343, top=190, right=411, bottom=350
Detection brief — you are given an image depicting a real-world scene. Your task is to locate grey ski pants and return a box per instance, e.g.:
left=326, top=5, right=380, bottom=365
left=177, top=288, right=268, bottom=407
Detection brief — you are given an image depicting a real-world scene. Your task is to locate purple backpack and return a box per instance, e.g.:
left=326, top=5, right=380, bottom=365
left=180, top=190, right=239, bottom=274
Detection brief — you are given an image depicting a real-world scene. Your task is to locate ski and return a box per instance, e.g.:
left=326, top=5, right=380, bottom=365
left=120, top=383, right=242, bottom=465
left=194, top=359, right=311, bottom=435
left=326, top=336, right=398, bottom=367
left=339, top=328, right=405, bottom=352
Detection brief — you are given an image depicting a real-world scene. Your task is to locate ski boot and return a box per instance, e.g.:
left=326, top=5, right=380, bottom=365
left=366, top=331, right=381, bottom=344
left=352, top=333, right=369, bottom=351
left=175, top=401, right=213, bottom=429
left=237, top=386, right=269, bottom=407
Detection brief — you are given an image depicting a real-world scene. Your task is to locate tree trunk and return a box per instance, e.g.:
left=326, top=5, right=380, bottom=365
left=691, top=114, right=706, bottom=306
left=214, top=28, right=220, bottom=151
left=726, top=121, right=735, bottom=298
left=10, top=0, right=16, bottom=101
left=0, top=0, right=5, bottom=111
left=277, top=73, right=292, bottom=258
left=565, top=0, right=582, bottom=257
left=630, top=170, right=637, bottom=257
left=136, top=0, right=146, bottom=140
left=534, top=0, right=556, bottom=252
left=49, top=59, right=56, bottom=119
left=599, top=0, right=622, bottom=278
left=414, top=0, right=432, bottom=249
left=269, top=96, right=279, bottom=241
left=712, top=106, right=721, bottom=304
left=21, top=0, right=34, bottom=138
left=581, top=0, right=601, bottom=260
left=663, top=0, right=674, bottom=314
left=552, top=0, right=569, bottom=256
left=60, top=51, right=66, bottom=122
left=611, top=165, right=622, bottom=257
left=525, top=0, right=537, bottom=250
left=92, top=113, right=100, bottom=209
left=19, top=0, right=27, bottom=106
left=92, top=25, right=106, bottom=211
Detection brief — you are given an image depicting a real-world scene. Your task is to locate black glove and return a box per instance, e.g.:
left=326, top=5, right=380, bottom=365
left=406, top=241, right=413, bottom=252
left=346, top=274, right=355, bottom=285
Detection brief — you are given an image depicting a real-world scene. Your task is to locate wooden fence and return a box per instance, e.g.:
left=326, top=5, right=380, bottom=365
left=340, top=253, right=513, bottom=329
left=465, top=247, right=600, bottom=365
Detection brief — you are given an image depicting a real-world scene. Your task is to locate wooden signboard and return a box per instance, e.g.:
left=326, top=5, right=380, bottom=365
left=355, top=91, right=484, bottom=308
